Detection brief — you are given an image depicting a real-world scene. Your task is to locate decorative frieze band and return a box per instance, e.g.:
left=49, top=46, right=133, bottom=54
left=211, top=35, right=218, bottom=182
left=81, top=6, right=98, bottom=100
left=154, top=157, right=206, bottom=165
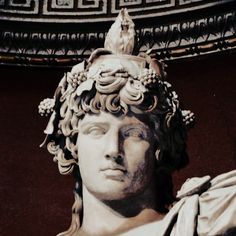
left=0, top=0, right=234, bottom=22
left=0, top=1, right=235, bottom=66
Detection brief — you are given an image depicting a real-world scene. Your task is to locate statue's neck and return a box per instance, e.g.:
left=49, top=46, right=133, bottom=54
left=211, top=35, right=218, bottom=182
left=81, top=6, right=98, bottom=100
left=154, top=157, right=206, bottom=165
left=79, top=183, right=164, bottom=236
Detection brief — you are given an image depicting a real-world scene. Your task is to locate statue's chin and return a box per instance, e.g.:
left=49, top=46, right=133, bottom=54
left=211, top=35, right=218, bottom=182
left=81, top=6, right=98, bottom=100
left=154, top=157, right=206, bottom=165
left=87, top=184, right=132, bottom=201
left=87, top=181, right=149, bottom=203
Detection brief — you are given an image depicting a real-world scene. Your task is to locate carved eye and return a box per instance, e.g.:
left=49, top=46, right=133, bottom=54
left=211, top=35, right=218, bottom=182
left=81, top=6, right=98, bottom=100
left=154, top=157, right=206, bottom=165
left=86, top=126, right=106, bottom=136
left=122, top=127, right=147, bottom=140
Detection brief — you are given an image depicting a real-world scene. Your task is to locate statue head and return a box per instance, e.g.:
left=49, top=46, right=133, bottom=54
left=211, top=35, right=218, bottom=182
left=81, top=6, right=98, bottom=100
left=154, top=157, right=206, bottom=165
left=39, top=8, right=194, bottom=235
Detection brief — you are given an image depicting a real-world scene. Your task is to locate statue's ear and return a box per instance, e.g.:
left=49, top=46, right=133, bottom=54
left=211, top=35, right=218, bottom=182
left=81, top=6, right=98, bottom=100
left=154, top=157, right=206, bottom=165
left=71, top=146, right=79, bottom=163
left=67, top=136, right=79, bottom=164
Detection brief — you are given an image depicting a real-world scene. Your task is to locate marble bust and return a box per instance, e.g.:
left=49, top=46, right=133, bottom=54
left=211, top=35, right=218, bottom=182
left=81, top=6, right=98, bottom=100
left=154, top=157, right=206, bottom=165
left=39, top=9, right=236, bottom=236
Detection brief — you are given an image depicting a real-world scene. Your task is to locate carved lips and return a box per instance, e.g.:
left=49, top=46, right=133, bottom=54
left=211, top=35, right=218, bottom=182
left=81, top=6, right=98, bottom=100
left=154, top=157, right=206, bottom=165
left=100, top=165, right=127, bottom=181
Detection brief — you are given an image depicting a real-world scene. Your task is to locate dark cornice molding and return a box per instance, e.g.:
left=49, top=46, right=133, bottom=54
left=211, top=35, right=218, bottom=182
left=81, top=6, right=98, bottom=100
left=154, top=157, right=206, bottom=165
left=0, top=1, right=236, bottom=67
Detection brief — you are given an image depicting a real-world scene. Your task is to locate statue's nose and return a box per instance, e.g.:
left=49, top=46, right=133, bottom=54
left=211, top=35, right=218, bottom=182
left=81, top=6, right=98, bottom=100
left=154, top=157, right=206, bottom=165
left=104, top=131, right=123, bottom=163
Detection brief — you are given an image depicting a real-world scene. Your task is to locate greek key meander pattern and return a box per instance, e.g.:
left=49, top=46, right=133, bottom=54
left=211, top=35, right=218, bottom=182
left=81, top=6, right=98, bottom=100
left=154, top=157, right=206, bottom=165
left=0, top=9, right=235, bottom=66
left=0, top=0, right=235, bottom=22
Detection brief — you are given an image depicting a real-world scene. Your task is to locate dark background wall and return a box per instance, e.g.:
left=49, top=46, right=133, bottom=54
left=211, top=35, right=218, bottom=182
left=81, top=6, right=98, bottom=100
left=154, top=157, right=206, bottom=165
left=0, top=52, right=236, bottom=236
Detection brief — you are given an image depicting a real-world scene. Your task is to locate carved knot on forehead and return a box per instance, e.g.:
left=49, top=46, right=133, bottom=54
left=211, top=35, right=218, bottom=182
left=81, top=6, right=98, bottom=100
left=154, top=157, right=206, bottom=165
left=96, top=66, right=128, bottom=94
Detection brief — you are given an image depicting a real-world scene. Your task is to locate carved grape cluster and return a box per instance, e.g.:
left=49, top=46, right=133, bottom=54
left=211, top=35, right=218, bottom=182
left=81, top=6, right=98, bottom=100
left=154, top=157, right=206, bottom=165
left=182, top=110, right=195, bottom=127
left=38, top=98, right=55, bottom=117
left=67, top=71, right=87, bottom=88
left=139, top=68, right=158, bottom=87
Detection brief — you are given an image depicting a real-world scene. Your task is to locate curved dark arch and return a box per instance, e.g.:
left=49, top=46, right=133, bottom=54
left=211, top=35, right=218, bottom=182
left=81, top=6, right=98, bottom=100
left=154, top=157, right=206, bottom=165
left=0, top=0, right=236, bottom=67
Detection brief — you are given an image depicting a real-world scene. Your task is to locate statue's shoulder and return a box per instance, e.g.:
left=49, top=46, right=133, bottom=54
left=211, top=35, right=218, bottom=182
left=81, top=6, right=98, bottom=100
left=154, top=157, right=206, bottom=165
left=197, top=169, right=236, bottom=236
left=120, top=170, right=236, bottom=236
left=171, top=169, right=236, bottom=236
left=177, top=169, right=236, bottom=198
